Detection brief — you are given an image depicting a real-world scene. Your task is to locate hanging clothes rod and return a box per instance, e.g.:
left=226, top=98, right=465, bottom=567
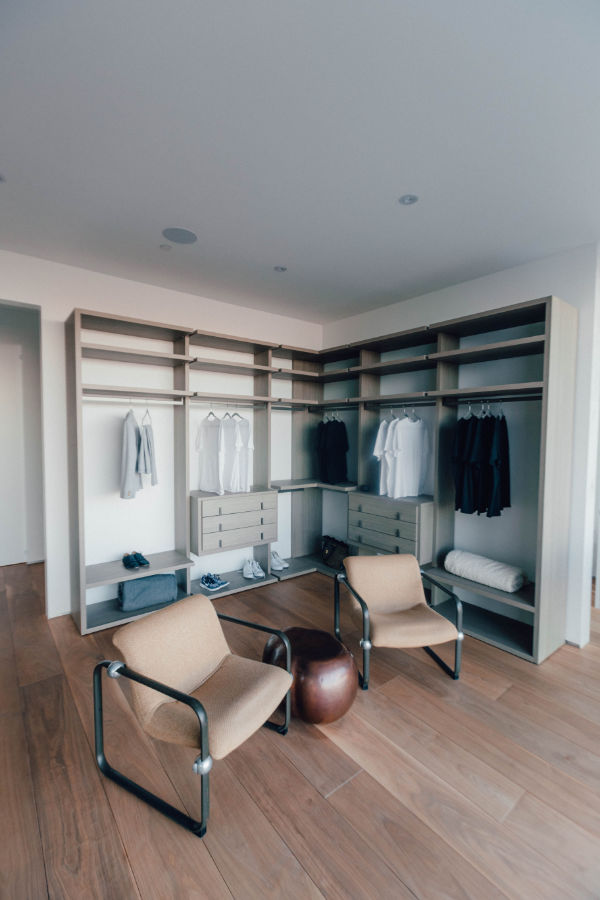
left=83, top=396, right=184, bottom=406
left=190, top=399, right=266, bottom=409
left=364, top=400, right=436, bottom=411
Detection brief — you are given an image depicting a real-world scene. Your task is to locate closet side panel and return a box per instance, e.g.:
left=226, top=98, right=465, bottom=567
left=535, top=297, right=578, bottom=662
left=173, top=336, right=190, bottom=593
left=65, top=311, right=84, bottom=628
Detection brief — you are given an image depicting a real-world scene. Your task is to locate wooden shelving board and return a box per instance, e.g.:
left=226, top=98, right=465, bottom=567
left=85, top=588, right=188, bottom=633
left=271, top=554, right=340, bottom=580
left=429, top=335, right=546, bottom=366
left=431, top=382, right=544, bottom=400
left=422, top=565, right=535, bottom=611
left=79, top=309, right=193, bottom=341
left=82, top=385, right=192, bottom=400
left=86, top=550, right=193, bottom=589
left=190, top=358, right=279, bottom=376
left=430, top=298, right=548, bottom=337
left=272, top=368, right=355, bottom=383
left=191, top=329, right=279, bottom=354
left=435, top=597, right=534, bottom=660
left=81, top=344, right=193, bottom=367
left=350, top=355, right=435, bottom=376
left=271, top=479, right=358, bottom=493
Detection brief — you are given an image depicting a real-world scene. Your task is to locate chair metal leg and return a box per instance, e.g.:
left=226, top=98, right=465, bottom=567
left=334, top=577, right=341, bottom=640
left=264, top=689, right=291, bottom=735
left=423, top=633, right=463, bottom=680
left=93, top=664, right=209, bottom=838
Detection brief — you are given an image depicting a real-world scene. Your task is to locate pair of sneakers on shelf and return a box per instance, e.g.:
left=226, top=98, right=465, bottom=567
left=200, top=573, right=230, bottom=592
left=242, top=559, right=265, bottom=579
left=122, top=551, right=149, bottom=570
left=270, top=551, right=289, bottom=572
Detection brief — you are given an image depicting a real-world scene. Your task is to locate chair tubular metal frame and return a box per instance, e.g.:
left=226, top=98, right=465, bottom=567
left=93, top=615, right=292, bottom=838
left=334, top=568, right=463, bottom=690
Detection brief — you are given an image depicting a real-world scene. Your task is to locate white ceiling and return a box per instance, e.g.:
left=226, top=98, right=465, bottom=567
left=1, top=1, right=599, bottom=323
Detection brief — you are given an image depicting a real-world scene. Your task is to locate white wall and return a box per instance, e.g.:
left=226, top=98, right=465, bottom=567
left=0, top=249, right=320, bottom=618
left=0, top=302, right=44, bottom=563
left=323, top=243, right=600, bottom=647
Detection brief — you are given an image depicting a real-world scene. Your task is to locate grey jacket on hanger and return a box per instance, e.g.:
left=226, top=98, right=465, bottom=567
left=120, top=410, right=143, bottom=499
left=138, top=422, right=158, bottom=486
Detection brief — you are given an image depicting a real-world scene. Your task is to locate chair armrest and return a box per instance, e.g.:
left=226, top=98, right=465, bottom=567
left=336, top=573, right=371, bottom=641
left=95, top=659, right=208, bottom=730
left=217, top=614, right=292, bottom=673
left=420, top=570, right=463, bottom=633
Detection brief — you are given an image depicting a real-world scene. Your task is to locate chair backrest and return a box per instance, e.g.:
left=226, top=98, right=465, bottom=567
left=112, top=594, right=230, bottom=729
left=343, top=554, right=426, bottom=614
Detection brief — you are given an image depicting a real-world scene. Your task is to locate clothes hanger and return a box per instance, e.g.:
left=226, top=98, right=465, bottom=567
left=142, top=409, right=151, bottom=425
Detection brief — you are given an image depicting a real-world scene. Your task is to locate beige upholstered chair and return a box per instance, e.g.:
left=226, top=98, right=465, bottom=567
left=93, top=594, right=292, bottom=837
left=334, top=554, right=463, bottom=689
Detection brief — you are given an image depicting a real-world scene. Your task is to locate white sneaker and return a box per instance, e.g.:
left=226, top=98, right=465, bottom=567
left=271, top=552, right=284, bottom=571
left=251, top=560, right=265, bottom=578
left=272, top=550, right=289, bottom=568
left=242, top=559, right=255, bottom=579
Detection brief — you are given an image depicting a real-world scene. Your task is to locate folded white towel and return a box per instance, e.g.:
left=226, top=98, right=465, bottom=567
left=444, top=549, right=524, bottom=593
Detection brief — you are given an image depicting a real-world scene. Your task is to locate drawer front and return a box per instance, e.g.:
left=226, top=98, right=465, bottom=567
left=348, top=510, right=416, bottom=541
left=201, top=492, right=277, bottom=518
left=348, top=525, right=415, bottom=555
left=202, top=522, right=277, bottom=552
left=348, top=493, right=418, bottom=524
left=203, top=508, right=277, bottom=534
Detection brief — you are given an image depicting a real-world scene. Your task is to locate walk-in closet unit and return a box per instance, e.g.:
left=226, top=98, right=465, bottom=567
left=66, top=295, right=576, bottom=664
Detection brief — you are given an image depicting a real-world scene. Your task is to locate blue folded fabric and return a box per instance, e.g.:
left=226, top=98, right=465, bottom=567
left=118, top=573, right=178, bottom=611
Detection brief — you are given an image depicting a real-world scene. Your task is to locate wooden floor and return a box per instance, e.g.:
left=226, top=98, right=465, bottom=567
left=2, top=564, right=600, bottom=899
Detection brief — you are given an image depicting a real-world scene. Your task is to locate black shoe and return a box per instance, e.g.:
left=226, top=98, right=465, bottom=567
left=132, top=551, right=150, bottom=567
left=122, top=554, right=139, bottom=570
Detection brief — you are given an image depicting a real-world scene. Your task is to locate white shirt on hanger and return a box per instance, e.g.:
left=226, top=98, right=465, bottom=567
left=383, top=417, right=400, bottom=497
left=390, top=417, right=429, bottom=498
left=221, top=416, right=243, bottom=493
left=373, top=419, right=390, bottom=496
left=236, top=416, right=254, bottom=493
left=196, top=415, right=224, bottom=494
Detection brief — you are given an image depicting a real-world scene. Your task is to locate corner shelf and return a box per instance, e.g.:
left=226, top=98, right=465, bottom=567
left=86, top=550, right=194, bottom=589
left=191, top=358, right=279, bottom=376
left=271, top=554, right=340, bottom=580
left=271, top=479, right=358, bottom=493
left=349, top=355, right=435, bottom=377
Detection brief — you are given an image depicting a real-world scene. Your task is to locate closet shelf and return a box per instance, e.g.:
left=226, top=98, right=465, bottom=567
left=422, top=565, right=536, bottom=611
left=82, top=385, right=192, bottom=400
left=191, top=571, right=278, bottom=599
left=430, top=298, right=548, bottom=338
left=81, top=344, right=193, bottom=367
left=191, top=358, right=279, bottom=376
left=349, top=355, right=436, bottom=376
left=271, top=368, right=355, bottom=383
left=428, top=335, right=546, bottom=366
left=85, top=588, right=188, bottom=632
left=431, top=382, right=544, bottom=400
left=190, top=329, right=279, bottom=354
left=435, top=597, right=534, bottom=660
left=271, top=479, right=358, bottom=493
left=86, top=550, right=194, bottom=589
left=80, top=310, right=193, bottom=341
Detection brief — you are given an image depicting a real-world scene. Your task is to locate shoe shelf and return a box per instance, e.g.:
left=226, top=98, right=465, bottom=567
left=85, top=587, right=189, bottom=633
left=85, top=550, right=194, bottom=589
left=81, top=344, right=194, bottom=367
left=435, top=597, right=534, bottom=660
left=191, top=570, right=277, bottom=599
left=271, top=554, right=340, bottom=581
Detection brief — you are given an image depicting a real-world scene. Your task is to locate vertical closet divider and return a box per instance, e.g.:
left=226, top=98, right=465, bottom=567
left=173, top=332, right=191, bottom=597
left=290, top=355, right=324, bottom=559
left=433, top=331, right=460, bottom=566
left=357, top=348, right=380, bottom=493
left=253, top=347, right=273, bottom=575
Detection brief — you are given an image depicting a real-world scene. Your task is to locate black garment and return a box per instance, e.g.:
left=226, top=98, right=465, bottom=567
left=453, top=413, right=511, bottom=516
left=487, top=414, right=511, bottom=518
left=316, top=419, right=349, bottom=484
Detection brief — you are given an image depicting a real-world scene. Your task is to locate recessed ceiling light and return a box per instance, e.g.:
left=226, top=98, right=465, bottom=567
left=161, top=227, right=197, bottom=244
left=273, top=266, right=287, bottom=273
left=398, top=194, right=419, bottom=205
left=159, top=243, right=172, bottom=251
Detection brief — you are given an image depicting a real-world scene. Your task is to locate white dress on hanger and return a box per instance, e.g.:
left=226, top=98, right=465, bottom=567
left=237, top=417, right=254, bottom=493
left=373, top=419, right=390, bottom=496
left=221, top=416, right=243, bottom=493
left=390, top=417, right=429, bottom=498
left=196, top=415, right=224, bottom=494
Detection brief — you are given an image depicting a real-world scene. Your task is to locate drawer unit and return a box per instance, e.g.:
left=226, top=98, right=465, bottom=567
left=191, top=490, right=278, bottom=554
left=347, top=492, right=433, bottom=564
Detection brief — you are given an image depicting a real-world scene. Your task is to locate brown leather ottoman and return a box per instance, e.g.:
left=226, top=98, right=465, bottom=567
left=263, top=626, right=357, bottom=724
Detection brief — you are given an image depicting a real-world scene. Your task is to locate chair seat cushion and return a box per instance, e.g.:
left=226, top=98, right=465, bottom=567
left=369, top=604, right=459, bottom=649
left=146, top=654, right=292, bottom=759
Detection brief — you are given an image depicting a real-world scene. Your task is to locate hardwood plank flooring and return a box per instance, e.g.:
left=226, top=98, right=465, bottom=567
left=3, top=564, right=600, bottom=899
